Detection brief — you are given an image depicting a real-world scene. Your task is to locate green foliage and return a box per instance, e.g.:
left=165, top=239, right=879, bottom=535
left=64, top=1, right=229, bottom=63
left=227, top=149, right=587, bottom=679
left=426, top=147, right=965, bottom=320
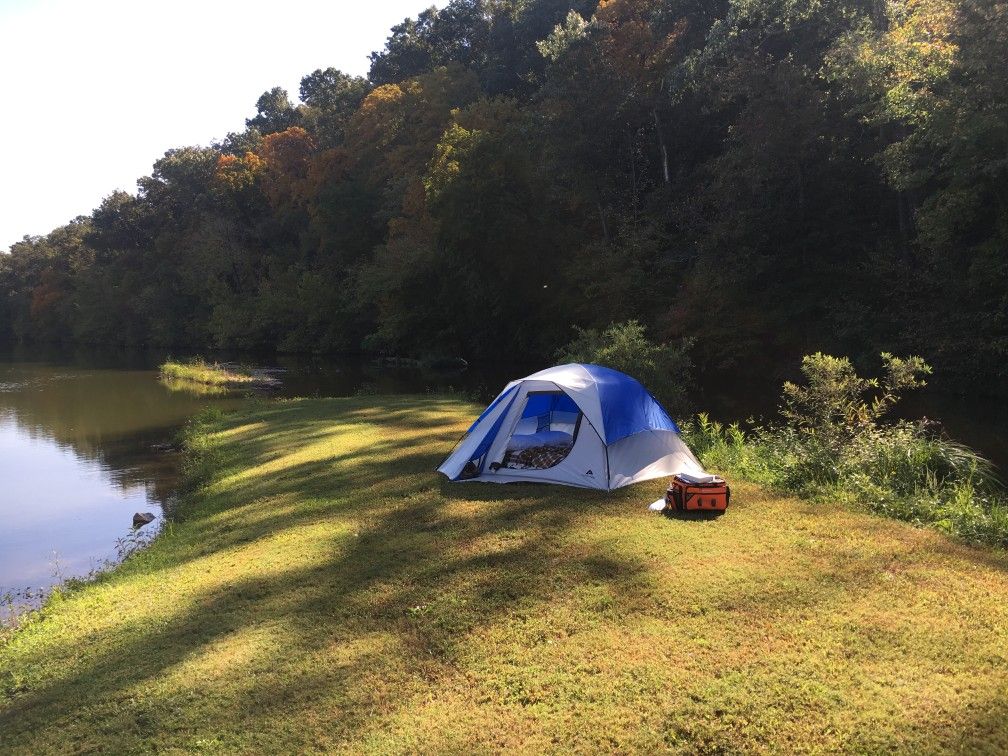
left=246, top=86, right=300, bottom=135
left=555, top=320, right=694, bottom=417
left=781, top=352, right=931, bottom=448
left=835, top=427, right=1007, bottom=547
left=690, top=353, right=1008, bottom=548
left=298, top=68, right=371, bottom=148
left=536, top=9, right=588, bottom=61
left=424, top=123, right=483, bottom=202
left=1, top=0, right=1006, bottom=396
left=771, top=353, right=932, bottom=490
left=681, top=413, right=772, bottom=482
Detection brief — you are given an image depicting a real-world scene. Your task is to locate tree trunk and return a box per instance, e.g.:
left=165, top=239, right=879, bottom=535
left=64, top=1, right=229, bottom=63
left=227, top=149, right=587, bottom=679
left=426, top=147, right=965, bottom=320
left=653, top=108, right=670, bottom=185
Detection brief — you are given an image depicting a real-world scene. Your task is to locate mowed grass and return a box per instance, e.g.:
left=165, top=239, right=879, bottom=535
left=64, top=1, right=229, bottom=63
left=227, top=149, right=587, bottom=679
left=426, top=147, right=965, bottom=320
left=2, top=396, right=1007, bottom=753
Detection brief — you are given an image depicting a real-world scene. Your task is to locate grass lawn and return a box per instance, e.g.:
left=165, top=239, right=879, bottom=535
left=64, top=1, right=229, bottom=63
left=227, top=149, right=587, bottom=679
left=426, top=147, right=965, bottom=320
left=2, top=396, right=1007, bottom=753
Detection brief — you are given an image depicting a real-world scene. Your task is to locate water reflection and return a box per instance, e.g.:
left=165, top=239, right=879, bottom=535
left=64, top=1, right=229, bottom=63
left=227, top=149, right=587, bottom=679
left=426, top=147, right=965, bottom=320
left=0, top=416, right=158, bottom=585
left=0, top=360, right=244, bottom=608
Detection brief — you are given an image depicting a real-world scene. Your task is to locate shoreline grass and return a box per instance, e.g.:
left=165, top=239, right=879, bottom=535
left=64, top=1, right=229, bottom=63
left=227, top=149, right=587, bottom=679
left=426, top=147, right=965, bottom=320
left=683, top=414, right=1008, bottom=549
left=159, top=359, right=278, bottom=389
left=2, top=396, right=1007, bottom=752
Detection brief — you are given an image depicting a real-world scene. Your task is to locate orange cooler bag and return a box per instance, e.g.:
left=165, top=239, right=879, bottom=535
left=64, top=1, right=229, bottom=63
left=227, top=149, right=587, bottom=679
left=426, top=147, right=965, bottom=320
left=666, top=474, right=730, bottom=512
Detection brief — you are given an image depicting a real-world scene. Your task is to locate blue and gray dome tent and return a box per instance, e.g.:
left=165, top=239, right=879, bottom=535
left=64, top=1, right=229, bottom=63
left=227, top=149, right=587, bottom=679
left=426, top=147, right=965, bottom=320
left=438, top=364, right=706, bottom=489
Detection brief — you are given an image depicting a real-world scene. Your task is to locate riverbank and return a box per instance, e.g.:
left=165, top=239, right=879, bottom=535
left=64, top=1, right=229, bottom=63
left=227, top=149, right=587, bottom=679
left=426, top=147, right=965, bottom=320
left=3, top=396, right=1007, bottom=751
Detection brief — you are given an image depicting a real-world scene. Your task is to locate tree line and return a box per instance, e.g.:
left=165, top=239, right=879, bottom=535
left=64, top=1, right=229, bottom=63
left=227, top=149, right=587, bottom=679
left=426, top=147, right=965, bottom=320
left=1, top=0, right=1004, bottom=392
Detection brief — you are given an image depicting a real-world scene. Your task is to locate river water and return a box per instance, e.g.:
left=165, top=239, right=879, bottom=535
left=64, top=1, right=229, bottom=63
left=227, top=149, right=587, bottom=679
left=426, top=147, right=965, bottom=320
left=0, top=356, right=235, bottom=610
left=1, top=347, right=1004, bottom=615
left=0, top=348, right=511, bottom=610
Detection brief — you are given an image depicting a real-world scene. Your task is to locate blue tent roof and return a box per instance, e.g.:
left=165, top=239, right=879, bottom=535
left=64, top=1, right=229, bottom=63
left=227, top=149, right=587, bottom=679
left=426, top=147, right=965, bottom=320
left=578, top=364, right=680, bottom=443
left=465, top=363, right=680, bottom=449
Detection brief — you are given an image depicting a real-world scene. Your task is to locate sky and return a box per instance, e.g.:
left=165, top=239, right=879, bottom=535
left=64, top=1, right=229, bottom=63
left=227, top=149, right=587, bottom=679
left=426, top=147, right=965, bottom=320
left=0, top=0, right=442, bottom=252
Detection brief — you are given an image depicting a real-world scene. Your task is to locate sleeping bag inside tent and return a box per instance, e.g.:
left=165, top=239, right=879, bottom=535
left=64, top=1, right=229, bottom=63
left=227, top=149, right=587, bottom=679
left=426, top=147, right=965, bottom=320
left=437, top=363, right=706, bottom=490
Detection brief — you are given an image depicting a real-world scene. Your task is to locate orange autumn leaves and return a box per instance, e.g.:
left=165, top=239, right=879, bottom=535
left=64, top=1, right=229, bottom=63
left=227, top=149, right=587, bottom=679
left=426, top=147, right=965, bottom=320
left=212, top=65, right=480, bottom=220
left=213, top=128, right=319, bottom=208
left=214, top=151, right=264, bottom=194
left=212, top=126, right=352, bottom=213
left=595, top=0, right=687, bottom=79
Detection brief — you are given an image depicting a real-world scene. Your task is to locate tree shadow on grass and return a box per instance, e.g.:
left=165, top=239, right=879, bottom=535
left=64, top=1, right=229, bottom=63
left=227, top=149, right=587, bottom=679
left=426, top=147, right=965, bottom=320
left=2, top=500, right=654, bottom=748
left=0, top=397, right=657, bottom=749
left=438, top=476, right=615, bottom=502
left=662, top=508, right=726, bottom=522
left=3, top=397, right=1007, bottom=751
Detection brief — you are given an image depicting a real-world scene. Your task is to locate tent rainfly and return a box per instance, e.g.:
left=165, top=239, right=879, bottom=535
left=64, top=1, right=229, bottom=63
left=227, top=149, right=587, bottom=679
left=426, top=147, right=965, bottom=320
left=437, top=363, right=706, bottom=490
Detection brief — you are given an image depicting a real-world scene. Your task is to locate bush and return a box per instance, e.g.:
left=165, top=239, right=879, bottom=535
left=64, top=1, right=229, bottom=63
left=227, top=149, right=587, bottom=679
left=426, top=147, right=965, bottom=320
left=555, top=320, right=694, bottom=418
left=687, top=352, right=1008, bottom=549
left=781, top=352, right=931, bottom=462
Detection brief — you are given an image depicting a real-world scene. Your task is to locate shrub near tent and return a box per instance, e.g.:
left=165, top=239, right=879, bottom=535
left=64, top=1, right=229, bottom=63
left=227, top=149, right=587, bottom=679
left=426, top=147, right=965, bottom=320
left=681, top=353, right=1008, bottom=548
left=438, top=363, right=706, bottom=490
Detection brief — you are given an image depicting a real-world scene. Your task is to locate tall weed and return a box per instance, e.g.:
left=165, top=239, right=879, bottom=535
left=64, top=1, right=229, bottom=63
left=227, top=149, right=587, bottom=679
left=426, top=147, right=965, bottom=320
left=178, top=407, right=227, bottom=497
